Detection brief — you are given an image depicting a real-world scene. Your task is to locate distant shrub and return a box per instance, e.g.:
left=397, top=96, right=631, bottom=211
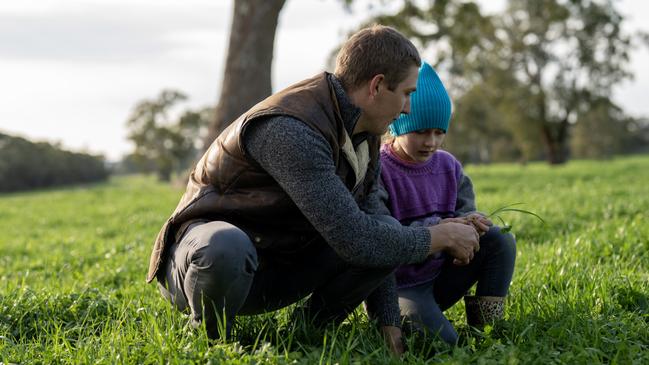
left=0, top=132, right=109, bottom=192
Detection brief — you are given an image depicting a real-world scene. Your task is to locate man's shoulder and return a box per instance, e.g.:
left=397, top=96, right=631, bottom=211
left=244, top=115, right=318, bottom=145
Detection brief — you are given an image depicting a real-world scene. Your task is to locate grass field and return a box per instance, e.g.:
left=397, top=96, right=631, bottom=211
left=1, top=155, right=648, bottom=364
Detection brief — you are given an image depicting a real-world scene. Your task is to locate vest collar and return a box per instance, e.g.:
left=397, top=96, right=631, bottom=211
left=328, top=74, right=368, bottom=146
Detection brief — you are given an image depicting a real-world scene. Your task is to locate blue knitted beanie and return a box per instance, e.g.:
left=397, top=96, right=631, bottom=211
left=389, top=62, right=452, bottom=136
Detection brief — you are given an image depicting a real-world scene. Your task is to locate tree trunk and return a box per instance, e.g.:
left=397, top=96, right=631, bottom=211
left=536, top=87, right=569, bottom=165
left=206, top=0, right=286, bottom=146
left=540, top=121, right=569, bottom=165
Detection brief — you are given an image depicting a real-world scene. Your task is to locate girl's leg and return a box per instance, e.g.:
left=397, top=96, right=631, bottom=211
left=474, top=227, right=516, bottom=297
left=398, top=281, right=459, bottom=345
left=433, top=226, right=516, bottom=310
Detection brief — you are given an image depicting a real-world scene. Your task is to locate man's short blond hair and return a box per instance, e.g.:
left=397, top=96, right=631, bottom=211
left=334, top=25, right=421, bottom=91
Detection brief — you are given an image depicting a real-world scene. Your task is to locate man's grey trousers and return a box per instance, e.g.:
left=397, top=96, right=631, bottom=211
left=158, top=220, right=395, bottom=338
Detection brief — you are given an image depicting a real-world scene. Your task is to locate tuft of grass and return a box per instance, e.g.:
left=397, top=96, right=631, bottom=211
left=2, top=156, right=649, bottom=364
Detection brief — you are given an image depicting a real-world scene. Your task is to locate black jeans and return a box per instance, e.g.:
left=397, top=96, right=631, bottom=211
left=158, top=221, right=394, bottom=338
left=398, top=226, right=516, bottom=344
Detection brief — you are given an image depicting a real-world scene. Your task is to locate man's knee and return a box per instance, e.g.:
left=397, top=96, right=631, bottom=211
left=190, top=222, right=258, bottom=274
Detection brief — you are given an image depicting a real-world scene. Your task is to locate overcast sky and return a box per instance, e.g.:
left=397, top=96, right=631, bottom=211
left=1, top=0, right=647, bottom=161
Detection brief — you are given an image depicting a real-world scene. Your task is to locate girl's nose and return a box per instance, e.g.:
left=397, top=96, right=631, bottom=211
left=402, top=98, right=411, bottom=114
left=425, top=136, right=441, bottom=148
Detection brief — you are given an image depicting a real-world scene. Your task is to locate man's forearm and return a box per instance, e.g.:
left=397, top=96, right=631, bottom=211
left=244, top=116, right=431, bottom=267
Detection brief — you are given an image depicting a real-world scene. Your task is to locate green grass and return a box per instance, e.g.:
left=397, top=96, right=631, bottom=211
left=1, top=155, right=648, bottom=364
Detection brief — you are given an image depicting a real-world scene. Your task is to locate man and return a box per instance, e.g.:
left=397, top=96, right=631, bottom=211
left=146, top=25, right=479, bottom=354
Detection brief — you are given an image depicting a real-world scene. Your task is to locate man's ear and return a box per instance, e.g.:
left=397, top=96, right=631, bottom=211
left=368, top=74, right=385, bottom=98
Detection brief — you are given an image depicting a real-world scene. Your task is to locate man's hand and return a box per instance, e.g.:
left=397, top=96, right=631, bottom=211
left=381, top=325, right=405, bottom=356
left=427, top=222, right=480, bottom=265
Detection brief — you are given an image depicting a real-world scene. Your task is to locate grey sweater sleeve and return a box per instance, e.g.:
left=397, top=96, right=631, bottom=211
left=364, top=273, right=400, bottom=327
left=243, top=116, right=431, bottom=268
left=455, top=174, right=478, bottom=216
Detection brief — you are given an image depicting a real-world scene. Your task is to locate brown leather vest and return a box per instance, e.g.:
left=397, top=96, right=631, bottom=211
left=146, top=73, right=380, bottom=282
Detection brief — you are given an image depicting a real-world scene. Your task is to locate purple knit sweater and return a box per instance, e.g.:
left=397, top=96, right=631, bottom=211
left=380, top=144, right=464, bottom=288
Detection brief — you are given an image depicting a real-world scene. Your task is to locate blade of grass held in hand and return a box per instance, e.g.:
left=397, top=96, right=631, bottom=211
left=487, top=203, right=545, bottom=232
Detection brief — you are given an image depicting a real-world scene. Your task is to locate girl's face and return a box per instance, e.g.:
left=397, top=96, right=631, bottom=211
left=392, top=128, right=446, bottom=163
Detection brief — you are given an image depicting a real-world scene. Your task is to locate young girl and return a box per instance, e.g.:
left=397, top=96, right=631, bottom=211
left=380, top=62, right=517, bottom=345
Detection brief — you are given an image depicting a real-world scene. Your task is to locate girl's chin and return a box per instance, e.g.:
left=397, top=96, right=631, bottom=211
left=413, top=156, right=431, bottom=163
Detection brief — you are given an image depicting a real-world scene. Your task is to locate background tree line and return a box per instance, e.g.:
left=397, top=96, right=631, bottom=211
left=125, top=0, right=649, bottom=181
left=368, top=0, right=649, bottom=164
left=118, top=90, right=213, bottom=181
left=0, top=132, right=108, bottom=192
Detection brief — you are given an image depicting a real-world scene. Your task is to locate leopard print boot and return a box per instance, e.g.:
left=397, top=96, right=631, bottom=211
left=463, top=295, right=505, bottom=328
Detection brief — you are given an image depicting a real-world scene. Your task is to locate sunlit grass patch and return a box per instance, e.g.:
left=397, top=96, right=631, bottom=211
left=1, top=156, right=648, bottom=364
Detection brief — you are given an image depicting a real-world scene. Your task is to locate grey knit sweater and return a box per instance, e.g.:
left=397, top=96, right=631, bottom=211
left=243, top=75, right=431, bottom=327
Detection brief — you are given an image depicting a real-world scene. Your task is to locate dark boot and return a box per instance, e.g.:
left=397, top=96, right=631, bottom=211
left=464, top=295, right=505, bottom=328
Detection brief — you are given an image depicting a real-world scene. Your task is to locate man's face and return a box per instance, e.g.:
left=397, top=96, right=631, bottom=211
left=364, top=65, right=419, bottom=135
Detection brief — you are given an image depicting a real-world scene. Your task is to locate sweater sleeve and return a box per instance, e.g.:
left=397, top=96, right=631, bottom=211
left=364, top=274, right=401, bottom=327
left=243, top=116, right=431, bottom=268
left=455, top=173, right=478, bottom=216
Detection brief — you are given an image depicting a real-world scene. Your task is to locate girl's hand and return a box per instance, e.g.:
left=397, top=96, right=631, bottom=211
left=440, top=217, right=467, bottom=225
left=465, top=213, right=492, bottom=235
